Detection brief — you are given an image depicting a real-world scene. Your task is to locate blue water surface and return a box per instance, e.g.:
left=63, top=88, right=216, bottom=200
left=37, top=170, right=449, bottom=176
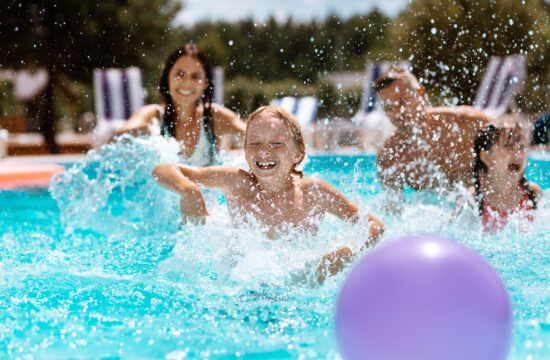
left=0, top=149, right=548, bottom=359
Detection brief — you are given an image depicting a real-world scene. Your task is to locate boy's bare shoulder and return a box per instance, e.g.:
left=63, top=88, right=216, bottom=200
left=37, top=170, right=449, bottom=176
left=229, top=168, right=256, bottom=187
left=300, top=177, right=325, bottom=187
left=300, top=178, right=338, bottom=195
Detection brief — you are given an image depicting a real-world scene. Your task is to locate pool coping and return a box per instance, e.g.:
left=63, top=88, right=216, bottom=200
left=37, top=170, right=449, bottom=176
left=0, top=154, right=85, bottom=164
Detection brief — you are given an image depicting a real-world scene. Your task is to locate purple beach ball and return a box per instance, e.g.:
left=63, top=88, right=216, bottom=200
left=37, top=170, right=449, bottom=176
left=335, top=234, right=512, bottom=360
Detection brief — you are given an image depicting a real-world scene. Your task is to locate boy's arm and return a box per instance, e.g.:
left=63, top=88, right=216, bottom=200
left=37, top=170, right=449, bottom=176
left=311, top=179, right=384, bottom=234
left=310, top=179, right=384, bottom=283
left=152, top=164, right=245, bottom=223
left=152, top=164, right=244, bottom=193
left=316, top=214, right=383, bottom=284
left=311, top=179, right=359, bottom=221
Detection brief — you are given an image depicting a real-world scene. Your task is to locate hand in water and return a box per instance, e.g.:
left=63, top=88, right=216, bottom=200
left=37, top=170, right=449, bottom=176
left=316, top=246, right=353, bottom=284
left=180, top=196, right=208, bottom=225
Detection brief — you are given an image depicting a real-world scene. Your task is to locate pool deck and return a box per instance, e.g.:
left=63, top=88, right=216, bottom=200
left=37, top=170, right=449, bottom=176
left=0, top=154, right=85, bottom=164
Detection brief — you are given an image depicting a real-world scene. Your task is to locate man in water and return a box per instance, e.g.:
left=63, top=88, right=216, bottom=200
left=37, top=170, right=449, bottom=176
left=375, top=66, right=493, bottom=194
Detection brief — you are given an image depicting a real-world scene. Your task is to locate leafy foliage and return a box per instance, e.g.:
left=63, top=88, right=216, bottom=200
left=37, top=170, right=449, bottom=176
left=0, top=0, right=181, bottom=79
left=392, top=0, right=550, bottom=110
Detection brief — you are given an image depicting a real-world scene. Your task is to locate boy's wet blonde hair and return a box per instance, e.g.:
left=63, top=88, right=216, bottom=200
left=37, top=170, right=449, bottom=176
left=246, top=105, right=306, bottom=178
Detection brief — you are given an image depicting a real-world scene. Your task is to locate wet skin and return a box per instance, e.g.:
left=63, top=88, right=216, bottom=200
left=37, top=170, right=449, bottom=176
left=113, top=55, right=246, bottom=154
left=377, top=78, right=492, bottom=191
left=152, top=112, right=384, bottom=282
left=478, top=127, right=540, bottom=212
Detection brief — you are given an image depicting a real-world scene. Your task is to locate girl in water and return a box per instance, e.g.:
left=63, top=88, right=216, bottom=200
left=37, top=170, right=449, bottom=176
left=152, top=105, right=384, bottom=282
left=113, top=43, right=245, bottom=166
left=472, top=121, right=542, bottom=232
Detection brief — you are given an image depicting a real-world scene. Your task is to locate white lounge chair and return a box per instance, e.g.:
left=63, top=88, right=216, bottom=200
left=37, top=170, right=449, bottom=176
left=270, top=96, right=318, bottom=147
left=93, top=67, right=145, bottom=139
left=474, top=55, right=526, bottom=118
left=270, top=96, right=318, bottom=128
left=212, top=66, right=224, bottom=105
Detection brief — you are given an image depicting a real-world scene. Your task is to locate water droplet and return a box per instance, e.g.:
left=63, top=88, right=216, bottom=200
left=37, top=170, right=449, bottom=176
left=228, top=40, right=234, bottom=46
left=431, top=28, right=437, bottom=35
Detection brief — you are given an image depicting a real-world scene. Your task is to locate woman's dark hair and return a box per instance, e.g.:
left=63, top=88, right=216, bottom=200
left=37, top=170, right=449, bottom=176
left=472, top=124, right=537, bottom=215
left=158, top=43, right=216, bottom=161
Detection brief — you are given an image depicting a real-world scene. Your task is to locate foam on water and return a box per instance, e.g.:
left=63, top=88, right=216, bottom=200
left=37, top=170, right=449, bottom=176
left=0, top=137, right=548, bottom=358
left=50, top=134, right=182, bottom=235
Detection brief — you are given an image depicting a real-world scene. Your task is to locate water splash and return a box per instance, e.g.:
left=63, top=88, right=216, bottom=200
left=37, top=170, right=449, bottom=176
left=50, top=135, right=182, bottom=235
left=1, top=153, right=546, bottom=358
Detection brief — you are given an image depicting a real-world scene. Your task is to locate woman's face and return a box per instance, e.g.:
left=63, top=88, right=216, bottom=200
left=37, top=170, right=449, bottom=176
left=481, top=127, right=528, bottom=181
left=245, top=115, right=302, bottom=182
left=168, top=55, right=208, bottom=106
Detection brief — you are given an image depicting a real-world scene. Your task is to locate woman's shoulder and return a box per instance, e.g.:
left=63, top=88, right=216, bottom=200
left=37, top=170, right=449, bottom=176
left=209, top=103, right=236, bottom=120
left=206, top=103, right=245, bottom=136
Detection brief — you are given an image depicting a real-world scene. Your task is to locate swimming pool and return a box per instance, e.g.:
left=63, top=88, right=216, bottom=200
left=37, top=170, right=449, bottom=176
left=1, top=142, right=548, bottom=358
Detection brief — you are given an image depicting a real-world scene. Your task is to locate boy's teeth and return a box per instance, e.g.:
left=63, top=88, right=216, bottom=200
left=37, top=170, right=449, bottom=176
left=257, top=160, right=276, bottom=168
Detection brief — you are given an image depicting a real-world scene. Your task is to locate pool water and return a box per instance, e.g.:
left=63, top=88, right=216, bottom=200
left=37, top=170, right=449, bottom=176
left=0, top=138, right=548, bottom=359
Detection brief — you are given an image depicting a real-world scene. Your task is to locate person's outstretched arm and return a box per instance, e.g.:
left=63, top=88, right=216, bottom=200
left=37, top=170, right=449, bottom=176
left=310, top=179, right=384, bottom=241
left=307, top=179, right=384, bottom=283
left=108, top=104, right=164, bottom=141
left=152, top=163, right=244, bottom=224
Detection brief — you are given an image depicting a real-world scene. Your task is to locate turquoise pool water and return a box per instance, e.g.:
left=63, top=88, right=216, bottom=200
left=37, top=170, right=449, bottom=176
left=0, top=141, right=548, bottom=359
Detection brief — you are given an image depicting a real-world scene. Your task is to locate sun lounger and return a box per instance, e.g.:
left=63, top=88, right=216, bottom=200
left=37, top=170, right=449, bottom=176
left=270, top=96, right=319, bottom=129
left=93, top=67, right=145, bottom=138
left=474, top=55, right=526, bottom=118
left=270, top=96, right=319, bottom=147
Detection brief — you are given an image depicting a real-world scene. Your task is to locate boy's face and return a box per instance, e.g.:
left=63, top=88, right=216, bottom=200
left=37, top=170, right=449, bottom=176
left=244, top=115, right=301, bottom=182
left=168, top=55, right=208, bottom=106
left=482, top=127, right=528, bottom=181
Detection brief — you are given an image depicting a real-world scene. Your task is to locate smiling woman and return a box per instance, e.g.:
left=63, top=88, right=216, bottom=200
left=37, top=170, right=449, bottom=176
left=112, top=44, right=246, bottom=166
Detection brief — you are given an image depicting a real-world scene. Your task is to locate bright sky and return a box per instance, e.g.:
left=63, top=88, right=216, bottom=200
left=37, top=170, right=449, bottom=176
left=175, top=0, right=411, bottom=26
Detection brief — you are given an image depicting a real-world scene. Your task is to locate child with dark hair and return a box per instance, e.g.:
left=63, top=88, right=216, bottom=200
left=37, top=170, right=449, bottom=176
left=471, top=121, right=541, bottom=232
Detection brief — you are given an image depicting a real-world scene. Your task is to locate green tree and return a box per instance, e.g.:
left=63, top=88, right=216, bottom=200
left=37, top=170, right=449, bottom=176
left=391, top=0, right=550, bottom=111
left=181, top=11, right=390, bottom=84
left=0, top=0, right=180, bottom=152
